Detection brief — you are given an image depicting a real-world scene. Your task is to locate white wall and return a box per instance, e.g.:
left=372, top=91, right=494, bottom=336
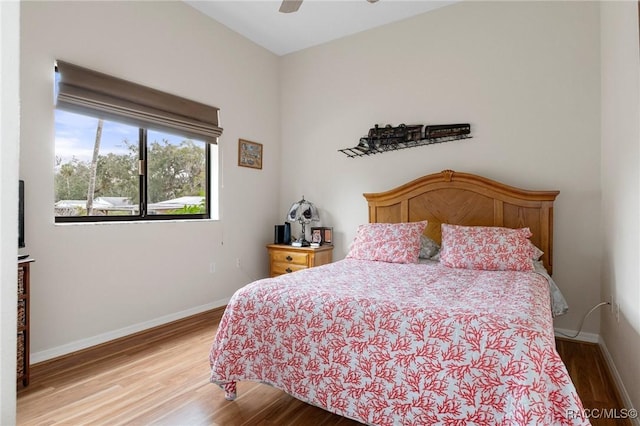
left=280, top=1, right=602, bottom=334
left=600, top=1, right=640, bottom=411
left=20, top=1, right=281, bottom=359
left=0, top=2, right=20, bottom=424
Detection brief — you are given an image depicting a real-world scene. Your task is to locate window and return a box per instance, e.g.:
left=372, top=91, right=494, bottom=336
left=55, top=110, right=212, bottom=221
left=53, top=61, right=222, bottom=223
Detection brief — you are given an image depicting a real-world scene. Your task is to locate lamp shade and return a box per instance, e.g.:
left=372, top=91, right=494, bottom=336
left=286, top=196, right=319, bottom=224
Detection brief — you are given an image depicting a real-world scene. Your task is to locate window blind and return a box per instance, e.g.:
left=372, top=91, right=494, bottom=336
left=55, top=60, right=222, bottom=143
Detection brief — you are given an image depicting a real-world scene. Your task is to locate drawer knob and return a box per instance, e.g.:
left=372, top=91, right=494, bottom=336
left=285, top=268, right=293, bottom=273
left=286, top=256, right=293, bottom=261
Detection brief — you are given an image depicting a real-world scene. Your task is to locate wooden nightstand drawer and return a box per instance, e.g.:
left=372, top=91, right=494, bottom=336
left=266, top=244, right=333, bottom=278
left=271, top=251, right=309, bottom=265
left=271, top=262, right=308, bottom=275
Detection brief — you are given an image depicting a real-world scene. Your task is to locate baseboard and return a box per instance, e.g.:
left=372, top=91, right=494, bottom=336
left=598, top=337, right=640, bottom=426
left=30, top=298, right=229, bottom=364
left=554, top=327, right=600, bottom=343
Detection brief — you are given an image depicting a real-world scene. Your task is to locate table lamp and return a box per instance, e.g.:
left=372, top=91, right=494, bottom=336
left=286, top=196, right=319, bottom=247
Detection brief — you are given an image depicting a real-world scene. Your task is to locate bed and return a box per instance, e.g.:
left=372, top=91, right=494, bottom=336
left=209, top=170, right=588, bottom=425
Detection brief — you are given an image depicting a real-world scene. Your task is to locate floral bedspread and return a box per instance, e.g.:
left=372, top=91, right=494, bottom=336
left=209, top=259, right=588, bottom=425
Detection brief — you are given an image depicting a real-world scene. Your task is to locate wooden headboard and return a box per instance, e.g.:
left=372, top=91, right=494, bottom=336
left=363, top=170, right=560, bottom=274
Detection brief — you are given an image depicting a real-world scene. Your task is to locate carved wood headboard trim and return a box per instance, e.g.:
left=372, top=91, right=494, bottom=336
left=363, top=170, right=560, bottom=274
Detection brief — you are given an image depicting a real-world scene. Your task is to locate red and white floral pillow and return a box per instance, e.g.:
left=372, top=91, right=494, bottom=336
left=440, top=224, right=536, bottom=271
left=346, top=221, right=428, bottom=264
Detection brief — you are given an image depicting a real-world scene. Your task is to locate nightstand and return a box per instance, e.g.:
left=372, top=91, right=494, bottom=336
left=266, top=244, right=333, bottom=277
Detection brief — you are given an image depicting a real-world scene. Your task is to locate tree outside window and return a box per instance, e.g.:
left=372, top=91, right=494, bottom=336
left=54, top=109, right=211, bottom=222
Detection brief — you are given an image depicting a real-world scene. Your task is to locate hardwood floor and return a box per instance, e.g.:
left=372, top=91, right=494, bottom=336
left=555, top=338, right=631, bottom=426
left=18, top=309, right=630, bottom=425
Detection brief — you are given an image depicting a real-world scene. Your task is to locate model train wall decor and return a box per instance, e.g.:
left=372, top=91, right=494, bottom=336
left=339, top=123, right=472, bottom=158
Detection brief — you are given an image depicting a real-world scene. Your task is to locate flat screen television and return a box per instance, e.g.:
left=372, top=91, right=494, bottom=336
left=19, top=180, right=25, bottom=248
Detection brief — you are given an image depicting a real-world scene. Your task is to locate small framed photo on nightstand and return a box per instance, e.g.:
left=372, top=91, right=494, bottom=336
left=311, top=227, right=333, bottom=246
left=311, top=229, right=322, bottom=245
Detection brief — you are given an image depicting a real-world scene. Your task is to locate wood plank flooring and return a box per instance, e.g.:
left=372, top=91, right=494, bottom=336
left=555, top=338, right=631, bottom=426
left=18, top=309, right=629, bottom=425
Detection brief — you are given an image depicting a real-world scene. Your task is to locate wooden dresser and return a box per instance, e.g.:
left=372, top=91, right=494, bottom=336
left=18, top=258, right=34, bottom=387
left=266, top=244, right=333, bottom=277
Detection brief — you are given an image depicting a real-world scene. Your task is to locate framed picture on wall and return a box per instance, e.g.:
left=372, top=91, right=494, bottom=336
left=238, top=139, right=263, bottom=169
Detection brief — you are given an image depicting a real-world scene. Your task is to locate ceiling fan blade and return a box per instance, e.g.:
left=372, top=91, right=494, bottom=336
left=279, top=0, right=303, bottom=13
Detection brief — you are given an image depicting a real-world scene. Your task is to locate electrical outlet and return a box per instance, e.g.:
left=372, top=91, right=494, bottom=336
left=616, top=302, right=620, bottom=323
left=236, top=258, right=241, bottom=269
left=209, top=262, right=216, bottom=273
